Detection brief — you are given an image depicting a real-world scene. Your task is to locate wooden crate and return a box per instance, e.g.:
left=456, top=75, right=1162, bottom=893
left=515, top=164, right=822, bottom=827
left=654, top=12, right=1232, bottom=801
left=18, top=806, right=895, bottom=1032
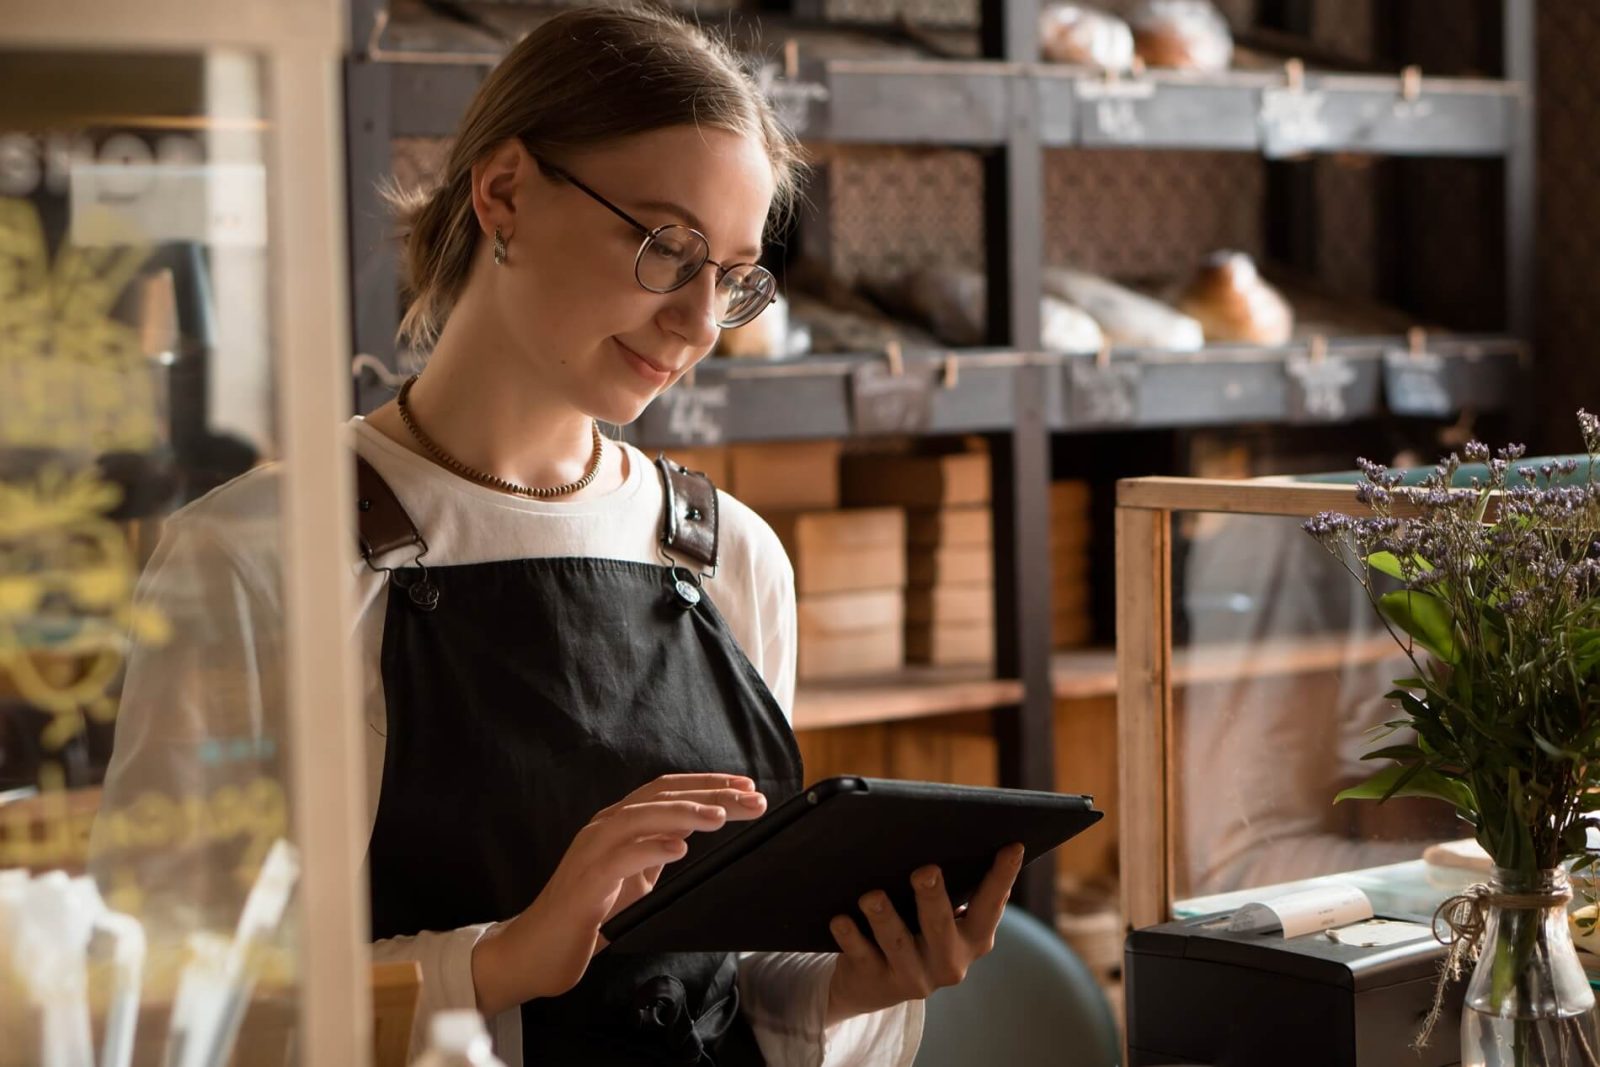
left=728, top=440, right=842, bottom=512
left=798, top=589, right=905, bottom=681
left=907, top=545, right=992, bottom=586
left=907, top=620, right=994, bottom=666
left=906, top=584, right=994, bottom=626
left=769, top=508, right=906, bottom=596
left=842, top=452, right=990, bottom=508
left=907, top=505, right=992, bottom=548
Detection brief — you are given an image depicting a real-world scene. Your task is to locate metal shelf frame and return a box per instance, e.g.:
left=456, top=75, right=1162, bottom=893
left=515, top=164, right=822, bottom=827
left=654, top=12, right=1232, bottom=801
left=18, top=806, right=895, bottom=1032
left=340, top=0, right=1538, bottom=928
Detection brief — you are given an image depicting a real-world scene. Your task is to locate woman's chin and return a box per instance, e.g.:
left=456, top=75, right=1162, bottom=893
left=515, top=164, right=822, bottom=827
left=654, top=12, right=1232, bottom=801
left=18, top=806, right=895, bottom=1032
left=589, top=394, right=654, bottom=428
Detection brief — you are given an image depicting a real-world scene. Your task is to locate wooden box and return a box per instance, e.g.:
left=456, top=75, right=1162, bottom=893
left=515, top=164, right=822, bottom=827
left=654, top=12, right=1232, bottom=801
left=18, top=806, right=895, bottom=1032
left=908, top=505, right=992, bottom=548
left=798, top=589, right=905, bottom=680
left=907, top=620, right=994, bottom=666
left=906, top=584, right=994, bottom=626
left=842, top=452, right=990, bottom=508
left=908, top=545, right=993, bottom=587
left=729, top=440, right=842, bottom=512
left=769, top=508, right=906, bottom=596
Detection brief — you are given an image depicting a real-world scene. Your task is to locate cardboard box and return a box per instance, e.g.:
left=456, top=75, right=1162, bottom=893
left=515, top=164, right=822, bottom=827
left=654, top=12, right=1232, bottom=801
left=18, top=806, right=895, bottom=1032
left=769, top=508, right=906, bottom=596
left=906, top=584, right=995, bottom=626
left=908, top=545, right=993, bottom=587
left=907, top=506, right=993, bottom=548
left=907, top=620, right=994, bottom=666
left=798, top=589, right=905, bottom=680
left=842, top=452, right=990, bottom=508
left=729, top=440, right=842, bottom=512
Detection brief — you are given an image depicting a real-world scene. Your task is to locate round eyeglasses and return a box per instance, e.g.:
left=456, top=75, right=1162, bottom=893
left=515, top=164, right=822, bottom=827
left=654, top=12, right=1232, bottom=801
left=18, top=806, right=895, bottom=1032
left=534, top=156, right=778, bottom=330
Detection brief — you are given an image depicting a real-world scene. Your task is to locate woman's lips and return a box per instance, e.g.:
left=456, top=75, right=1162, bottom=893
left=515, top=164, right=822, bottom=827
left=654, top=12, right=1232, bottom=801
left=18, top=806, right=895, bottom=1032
left=615, top=338, right=672, bottom=385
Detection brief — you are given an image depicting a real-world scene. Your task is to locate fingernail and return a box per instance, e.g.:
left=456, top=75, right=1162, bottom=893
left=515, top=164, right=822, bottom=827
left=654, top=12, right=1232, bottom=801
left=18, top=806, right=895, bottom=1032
left=832, top=917, right=851, bottom=935
left=729, top=776, right=754, bottom=790
left=702, top=805, right=726, bottom=818
left=868, top=895, right=886, bottom=914
left=738, top=793, right=765, bottom=807
left=918, top=869, right=939, bottom=890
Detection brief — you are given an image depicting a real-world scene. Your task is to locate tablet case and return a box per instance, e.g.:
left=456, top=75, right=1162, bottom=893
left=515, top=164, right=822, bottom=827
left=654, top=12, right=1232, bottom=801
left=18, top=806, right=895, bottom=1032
left=600, top=776, right=1103, bottom=953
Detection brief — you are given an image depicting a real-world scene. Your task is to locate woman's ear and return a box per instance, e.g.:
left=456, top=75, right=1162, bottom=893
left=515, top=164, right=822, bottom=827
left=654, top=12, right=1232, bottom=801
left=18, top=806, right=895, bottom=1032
left=469, top=139, right=528, bottom=239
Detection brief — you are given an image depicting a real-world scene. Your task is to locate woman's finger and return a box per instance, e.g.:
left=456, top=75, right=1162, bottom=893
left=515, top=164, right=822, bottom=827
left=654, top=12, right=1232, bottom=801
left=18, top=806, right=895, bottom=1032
left=961, top=844, right=1025, bottom=949
left=645, top=788, right=768, bottom=818
left=828, top=914, right=880, bottom=964
left=858, top=891, right=926, bottom=993
left=586, top=800, right=728, bottom=847
left=596, top=774, right=756, bottom=818
left=594, top=837, right=689, bottom=883
left=910, top=867, right=965, bottom=987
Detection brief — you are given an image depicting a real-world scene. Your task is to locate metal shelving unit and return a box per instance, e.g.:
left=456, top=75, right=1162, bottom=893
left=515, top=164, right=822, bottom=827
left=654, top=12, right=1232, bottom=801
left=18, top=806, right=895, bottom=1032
left=341, top=0, right=1537, bottom=923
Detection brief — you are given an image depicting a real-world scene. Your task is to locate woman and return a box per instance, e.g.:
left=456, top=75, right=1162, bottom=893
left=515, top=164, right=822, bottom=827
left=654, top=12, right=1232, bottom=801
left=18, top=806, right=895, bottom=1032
left=98, top=5, right=1019, bottom=1064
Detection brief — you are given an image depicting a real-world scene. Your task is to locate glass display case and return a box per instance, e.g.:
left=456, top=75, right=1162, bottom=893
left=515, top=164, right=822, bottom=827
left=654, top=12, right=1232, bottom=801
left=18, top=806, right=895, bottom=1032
left=1, top=3, right=363, bottom=1064
left=1114, top=474, right=1480, bottom=932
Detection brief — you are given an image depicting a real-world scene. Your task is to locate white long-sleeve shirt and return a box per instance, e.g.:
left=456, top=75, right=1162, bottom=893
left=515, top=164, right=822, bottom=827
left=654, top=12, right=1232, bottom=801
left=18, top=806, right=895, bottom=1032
left=96, top=417, right=923, bottom=1066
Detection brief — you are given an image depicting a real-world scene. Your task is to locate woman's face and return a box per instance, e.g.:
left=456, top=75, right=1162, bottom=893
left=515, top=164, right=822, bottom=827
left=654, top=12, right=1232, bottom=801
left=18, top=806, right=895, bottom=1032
left=483, top=125, right=776, bottom=426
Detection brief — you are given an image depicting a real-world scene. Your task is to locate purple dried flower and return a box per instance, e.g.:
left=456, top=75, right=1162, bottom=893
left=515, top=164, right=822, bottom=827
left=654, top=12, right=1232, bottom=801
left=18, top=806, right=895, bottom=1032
left=1579, top=409, right=1600, bottom=452
left=1463, top=441, right=1491, bottom=463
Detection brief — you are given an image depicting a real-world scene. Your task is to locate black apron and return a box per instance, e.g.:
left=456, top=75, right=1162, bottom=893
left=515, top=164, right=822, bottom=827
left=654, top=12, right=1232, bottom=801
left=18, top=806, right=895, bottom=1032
left=357, top=454, right=805, bottom=1065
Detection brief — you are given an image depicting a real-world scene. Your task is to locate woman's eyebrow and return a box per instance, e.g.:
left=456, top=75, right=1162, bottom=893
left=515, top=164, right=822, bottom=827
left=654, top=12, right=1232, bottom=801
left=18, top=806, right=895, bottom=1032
left=631, top=198, right=764, bottom=261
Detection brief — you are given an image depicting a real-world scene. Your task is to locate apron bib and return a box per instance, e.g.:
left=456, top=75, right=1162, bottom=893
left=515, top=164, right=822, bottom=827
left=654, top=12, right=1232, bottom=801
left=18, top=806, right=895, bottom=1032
left=358, top=453, right=805, bottom=1065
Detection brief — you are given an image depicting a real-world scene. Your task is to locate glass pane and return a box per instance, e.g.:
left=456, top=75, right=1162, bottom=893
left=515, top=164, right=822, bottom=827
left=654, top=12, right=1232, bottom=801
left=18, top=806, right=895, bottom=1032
left=1168, top=512, right=1477, bottom=921
left=0, top=49, right=296, bottom=1065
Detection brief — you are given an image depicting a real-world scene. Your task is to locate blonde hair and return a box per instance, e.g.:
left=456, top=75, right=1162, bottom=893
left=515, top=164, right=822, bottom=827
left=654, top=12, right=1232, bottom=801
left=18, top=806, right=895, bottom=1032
left=389, top=4, right=803, bottom=347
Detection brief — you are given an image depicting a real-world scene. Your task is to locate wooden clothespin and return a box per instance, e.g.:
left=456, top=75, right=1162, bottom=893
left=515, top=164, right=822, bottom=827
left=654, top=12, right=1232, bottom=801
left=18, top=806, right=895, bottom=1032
left=941, top=352, right=960, bottom=389
left=784, top=38, right=800, bottom=80
left=1308, top=334, right=1328, bottom=364
left=884, top=340, right=905, bottom=377
left=1095, top=342, right=1113, bottom=370
left=1284, top=58, right=1306, bottom=94
left=1400, top=65, right=1423, bottom=103
left=683, top=362, right=698, bottom=389
left=1408, top=326, right=1428, bottom=359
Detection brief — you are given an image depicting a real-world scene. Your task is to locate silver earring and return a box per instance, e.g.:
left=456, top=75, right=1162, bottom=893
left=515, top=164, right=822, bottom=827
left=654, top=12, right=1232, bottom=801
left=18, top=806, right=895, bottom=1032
left=493, top=227, right=507, bottom=266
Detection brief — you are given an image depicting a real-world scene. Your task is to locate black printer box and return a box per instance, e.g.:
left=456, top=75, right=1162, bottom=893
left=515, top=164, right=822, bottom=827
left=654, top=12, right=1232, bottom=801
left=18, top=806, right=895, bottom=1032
left=1125, top=914, right=1465, bottom=1066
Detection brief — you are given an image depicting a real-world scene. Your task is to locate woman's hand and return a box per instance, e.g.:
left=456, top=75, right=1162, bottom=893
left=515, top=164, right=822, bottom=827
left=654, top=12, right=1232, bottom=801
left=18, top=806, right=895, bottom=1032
left=471, top=773, right=767, bottom=1016
left=823, top=843, right=1025, bottom=1026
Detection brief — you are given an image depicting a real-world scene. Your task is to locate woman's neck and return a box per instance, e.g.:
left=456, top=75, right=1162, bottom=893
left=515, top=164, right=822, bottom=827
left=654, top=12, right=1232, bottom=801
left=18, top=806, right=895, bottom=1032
left=368, top=316, right=626, bottom=500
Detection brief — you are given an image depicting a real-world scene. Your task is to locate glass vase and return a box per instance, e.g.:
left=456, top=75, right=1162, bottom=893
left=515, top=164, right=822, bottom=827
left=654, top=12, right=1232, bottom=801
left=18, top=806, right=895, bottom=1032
left=1461, top=867, right=1600, bottom=1067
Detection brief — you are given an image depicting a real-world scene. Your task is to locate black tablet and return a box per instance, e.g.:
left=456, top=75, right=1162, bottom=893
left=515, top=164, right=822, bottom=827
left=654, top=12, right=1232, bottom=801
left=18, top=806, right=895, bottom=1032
left=600, top=776, right=1103, bottom=953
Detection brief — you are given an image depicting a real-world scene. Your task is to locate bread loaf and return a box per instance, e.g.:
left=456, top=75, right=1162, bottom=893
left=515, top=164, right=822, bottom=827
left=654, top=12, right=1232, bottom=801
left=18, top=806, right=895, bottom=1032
left=1039, top=3, right=1135, bottom=70
left=1175, top=251, right=1294, bottom=345
left=1129, top=0, right=1233, bottom=72
left=1042, top=267, right=1204, bottom=351
left=890, top=266, right=1105, bottom=353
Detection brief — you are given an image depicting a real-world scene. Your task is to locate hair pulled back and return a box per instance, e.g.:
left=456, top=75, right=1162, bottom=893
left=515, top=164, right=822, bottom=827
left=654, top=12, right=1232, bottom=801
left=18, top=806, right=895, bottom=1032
left=389, top=4, right=802, bottom=347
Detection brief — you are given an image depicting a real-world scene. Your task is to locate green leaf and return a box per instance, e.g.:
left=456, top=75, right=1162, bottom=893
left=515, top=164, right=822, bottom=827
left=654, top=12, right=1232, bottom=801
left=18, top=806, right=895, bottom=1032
left=1334, top=763, right=1475, bottom=813
left=1378, top=590, right=1459, bottom=663
left=1533, top=731, right=1580, bottom=763
left=1362, top=744, right=1427, bottom=762
left=1368, top=551, right=1433, bottom=580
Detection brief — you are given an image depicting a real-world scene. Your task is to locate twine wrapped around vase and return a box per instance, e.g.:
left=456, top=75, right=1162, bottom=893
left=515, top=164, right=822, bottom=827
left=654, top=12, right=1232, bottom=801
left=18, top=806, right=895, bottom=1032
left=1419, top=881, right=1599, bottom=1067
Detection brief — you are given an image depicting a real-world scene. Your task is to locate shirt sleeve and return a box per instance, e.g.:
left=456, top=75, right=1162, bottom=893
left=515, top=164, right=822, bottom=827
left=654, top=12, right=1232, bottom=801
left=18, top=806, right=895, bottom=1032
left=731, top=505, right=926, bottom=1066
left=738, top=953, right=926, bottom=1067
left=92, top=499, right=515, bottom=1061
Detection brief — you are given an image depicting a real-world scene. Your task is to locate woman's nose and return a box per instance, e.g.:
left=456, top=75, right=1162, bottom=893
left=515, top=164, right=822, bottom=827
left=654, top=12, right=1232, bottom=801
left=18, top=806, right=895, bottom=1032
left=659, top=268, right=721, bottom=350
